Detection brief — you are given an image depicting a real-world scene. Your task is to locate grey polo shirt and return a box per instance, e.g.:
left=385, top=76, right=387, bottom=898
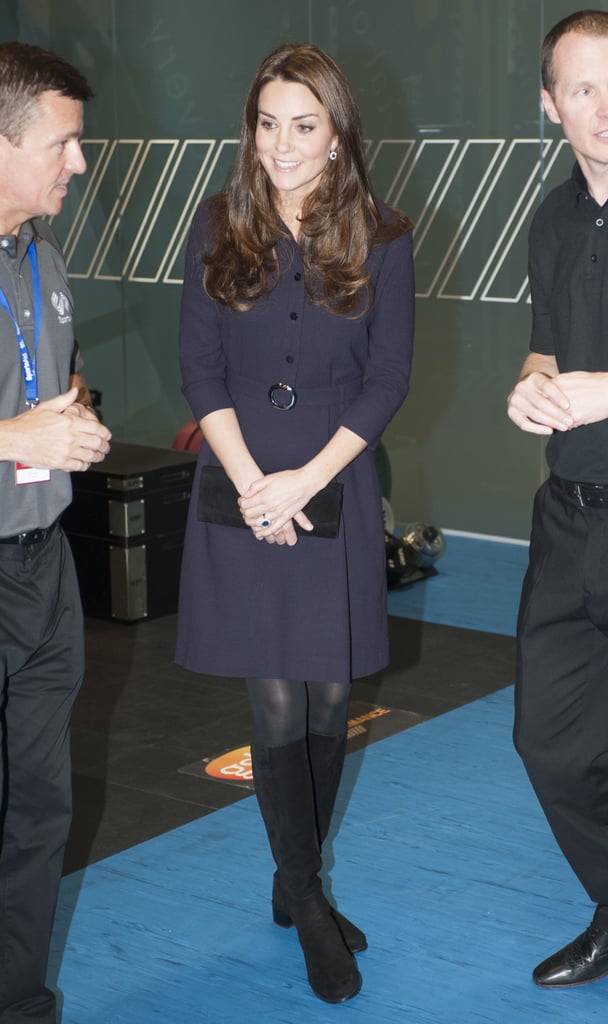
left=529, top=162, right=608, bottom=482
left=0, top=219, right=77, bottom=537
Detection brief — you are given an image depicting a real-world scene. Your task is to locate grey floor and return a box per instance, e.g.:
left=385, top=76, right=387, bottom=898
left=65, top=612, right=515, bottom=874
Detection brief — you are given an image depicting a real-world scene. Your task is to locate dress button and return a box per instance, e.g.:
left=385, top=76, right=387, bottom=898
left=591, top=254, right=598, bottom=262
left=286, top=354, right=294, bottom=364
left=596, top=218, right=604, bottom=227
left=289, top=312, right=298, bottom=321
left=294, top=272, right=302, bottom=281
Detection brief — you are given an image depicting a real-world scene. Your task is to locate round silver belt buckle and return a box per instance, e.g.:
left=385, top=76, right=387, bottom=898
left=268, top=382, right=297, bottom=410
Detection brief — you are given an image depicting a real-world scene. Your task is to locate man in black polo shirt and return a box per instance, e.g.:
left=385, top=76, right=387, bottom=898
left=0, top=43, right=111, bottom=1021
left=508, top=9, right=608, bottom=992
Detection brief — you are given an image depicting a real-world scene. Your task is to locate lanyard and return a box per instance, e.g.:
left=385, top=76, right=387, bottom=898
left=0, top=241, right=42, bottom=407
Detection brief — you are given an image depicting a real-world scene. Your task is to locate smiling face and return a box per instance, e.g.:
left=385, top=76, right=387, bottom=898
left=255, top=79, right=338, bottom=219
left=542, top=30, right=608, bottom=198
left=0, top=88, right=87, bottom=234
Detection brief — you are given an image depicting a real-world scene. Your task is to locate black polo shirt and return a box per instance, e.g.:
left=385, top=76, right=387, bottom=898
left=529, top=161, right=608, bottom=482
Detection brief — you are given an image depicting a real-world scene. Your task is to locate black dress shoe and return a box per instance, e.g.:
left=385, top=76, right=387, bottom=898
left=533, top=923, right=608, bottom=988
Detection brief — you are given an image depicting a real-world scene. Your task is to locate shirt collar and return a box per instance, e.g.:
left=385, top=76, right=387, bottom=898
left=0, top=234, right=17, bottom=259
left=571, top=161, right=608, bottom=209
left=572, top=161, right=589, bottom=203
left=0, top=222, right=41, bottom=270
left=15, top=220, right=36, bottom=262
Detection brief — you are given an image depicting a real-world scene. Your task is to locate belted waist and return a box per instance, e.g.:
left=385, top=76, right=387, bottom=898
left=550, top=473, right=608, bottom=508
left=0, top=520, right=59, bottom=546
left=226, top=371, right=363, bottom=410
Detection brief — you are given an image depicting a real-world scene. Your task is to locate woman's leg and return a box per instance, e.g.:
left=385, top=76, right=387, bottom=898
left=306, top=679, right=350, bottom=738
left=247, top=677, right=361, bottom=1003
left=248, top=677, right=366, bottom=953
left=246, top=676, right=308, bottom=746
left=245, top=677, right=351, bottom=745
left=303, top=682, right=367, bottom=952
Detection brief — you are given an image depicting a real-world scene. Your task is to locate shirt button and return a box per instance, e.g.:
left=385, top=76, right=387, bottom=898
left=286, top=354, right=295, bottom=364
left=294, top=272, right=302, bottom=281
left=289, top=312, right=298, bottom=321
left=596, top=218, right=604, bottom=227
left=591, top=254, right=598, bottom=262
left=23, top=308, right=31, bottom=316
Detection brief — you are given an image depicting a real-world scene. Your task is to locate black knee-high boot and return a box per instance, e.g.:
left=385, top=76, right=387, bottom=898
left=271, top=732, right=367, bottom=953
left=251, top=738, right=362, bottom=1003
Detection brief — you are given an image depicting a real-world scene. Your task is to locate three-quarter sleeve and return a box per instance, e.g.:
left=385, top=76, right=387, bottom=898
left=339, top=229, right=415, bottom=448
left=179, top=202, right=235, bottom=423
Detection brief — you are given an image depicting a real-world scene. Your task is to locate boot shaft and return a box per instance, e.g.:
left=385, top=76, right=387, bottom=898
left=251, top=738, right=322, bottom=900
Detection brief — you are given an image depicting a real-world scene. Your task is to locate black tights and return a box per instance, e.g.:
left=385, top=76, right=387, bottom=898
left=246, top=677, right=350, bottom=747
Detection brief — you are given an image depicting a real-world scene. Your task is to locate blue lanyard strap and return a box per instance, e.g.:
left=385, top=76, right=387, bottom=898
left=0, top=240, right=42, bottom=407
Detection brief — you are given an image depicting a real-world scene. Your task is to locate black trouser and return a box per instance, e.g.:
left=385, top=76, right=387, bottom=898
left=0, top=527, right=83, bottom=1023
left=515, top=475, right=608, bottom=905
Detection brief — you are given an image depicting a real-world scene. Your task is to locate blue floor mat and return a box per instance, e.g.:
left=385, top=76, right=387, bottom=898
left=388, top=532, right=529, bottom=636
left=50, top=687, right=603, bottom=1023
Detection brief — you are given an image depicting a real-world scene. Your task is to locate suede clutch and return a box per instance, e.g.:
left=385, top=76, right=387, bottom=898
left=197, top=465, right=343, bottom=539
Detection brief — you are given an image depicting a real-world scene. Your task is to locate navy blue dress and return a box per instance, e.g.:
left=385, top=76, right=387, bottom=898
left=176, top=199, right=414, bottom=684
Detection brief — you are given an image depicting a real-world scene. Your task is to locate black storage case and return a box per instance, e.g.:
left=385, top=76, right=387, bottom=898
left=62, top=441, right=198, bottom=622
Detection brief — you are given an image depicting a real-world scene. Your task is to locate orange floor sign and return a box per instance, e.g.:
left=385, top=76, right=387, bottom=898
left=205, top=745, right=252, bottom=783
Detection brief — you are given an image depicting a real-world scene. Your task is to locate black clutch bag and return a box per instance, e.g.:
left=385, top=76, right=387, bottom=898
left=197, top=465, right=343, bottom=539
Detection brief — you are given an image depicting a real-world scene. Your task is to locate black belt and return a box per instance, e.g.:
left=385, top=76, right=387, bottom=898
left=227, top=371, right=363, bottom=411
left=0, top=520, right=58, bottom=546
left=550, top=473, right=608, bottom=508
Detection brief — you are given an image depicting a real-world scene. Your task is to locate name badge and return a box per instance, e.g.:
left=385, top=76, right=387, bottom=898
left=15, top=462, right=51, bottom=485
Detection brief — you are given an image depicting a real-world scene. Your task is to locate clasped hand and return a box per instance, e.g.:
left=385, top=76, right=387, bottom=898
left=507, top=371, right=608, bottom=434
left=238, top=468, right=315, bottom=546
left=8, top=387, right=111, bottom=471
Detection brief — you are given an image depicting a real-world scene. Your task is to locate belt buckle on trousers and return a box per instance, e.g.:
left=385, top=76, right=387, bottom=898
left=18, top=528, right=47, bottom=545
left=0, top=522, right=57, bottom=546
left=552, top=474, right=608, bottom=508
left=572, top=481, right=608, bottom=508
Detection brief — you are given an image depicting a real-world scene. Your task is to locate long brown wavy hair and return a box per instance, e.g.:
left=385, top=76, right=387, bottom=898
left=203, top=43, right=412, bottom=316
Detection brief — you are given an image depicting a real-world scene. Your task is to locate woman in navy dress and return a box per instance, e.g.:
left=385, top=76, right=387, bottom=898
left=177, top=43, right=414, bottom=1004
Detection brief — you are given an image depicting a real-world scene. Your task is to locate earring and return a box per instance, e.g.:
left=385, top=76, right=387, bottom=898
left=329, top=150, right=337, bottom=161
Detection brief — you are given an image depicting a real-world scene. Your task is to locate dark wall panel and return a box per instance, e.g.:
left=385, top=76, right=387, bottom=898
left=10, top=0, right=602, bottom=537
